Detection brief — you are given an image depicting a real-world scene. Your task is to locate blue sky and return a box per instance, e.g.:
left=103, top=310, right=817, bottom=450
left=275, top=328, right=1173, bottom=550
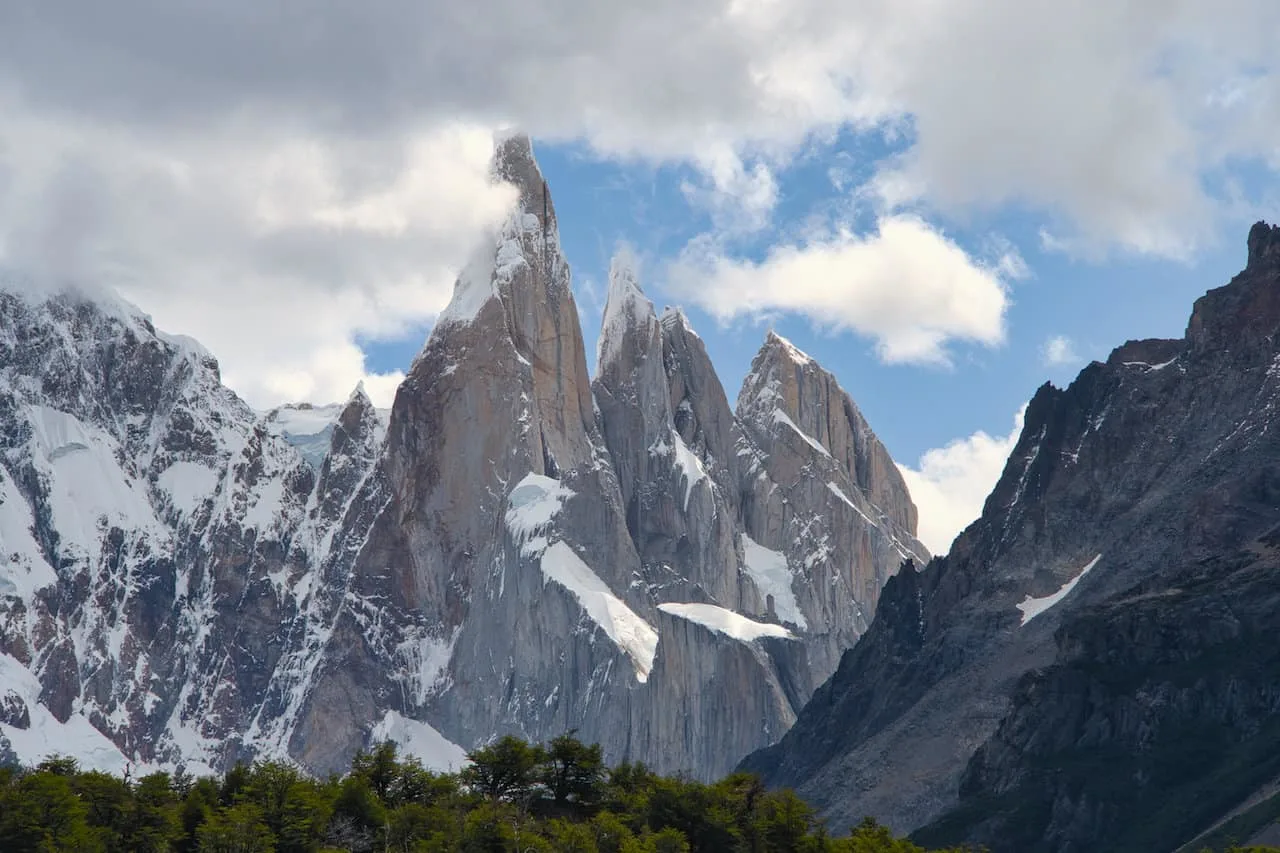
left=359, top=134, right=1252, bottom=466
left=2, top=0, right=1278, bottom=550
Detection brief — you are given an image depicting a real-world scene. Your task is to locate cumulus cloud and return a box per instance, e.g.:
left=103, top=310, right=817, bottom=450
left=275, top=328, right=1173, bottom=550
left=899, top=407, right=1027, bottom=554
left=0, top=99, right=515, bottom=408
left=680, top=145, right=780, bottom=234
left=1, top=2, right=1275, bottom=226
left=668, top=215, right=1012, bottom=364
left=850, top=2, right=1280, bottom=256
left=1041, top=335, right=1081, bottom=368
left=0, top=1, right=1278, bottom=402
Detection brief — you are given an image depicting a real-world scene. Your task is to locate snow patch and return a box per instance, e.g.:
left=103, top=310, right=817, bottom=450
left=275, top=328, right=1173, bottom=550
left=157, top=461, right=218, bottom=516
left=540, top=542, right=659, bottom=682
left=0, top=654, right=132, bottom=774
left=397, top=628, right=458, bottom=706
left=740, top=534, right=807, bottom=630
left=767, top=331, right=813, bottom=365
left=659, top=306, right=702, bottom=340
left=658, top=602, right=795, bottom=643
left=597, top=253, right=655, bottom=371
left=1122, top=357, right=1179, bottom=372
left=505, top=473, right=575, bottom=557
left=827, top=482, right=857, bottom=511
left=0, top=472, right=58, bottom=604
left=371, top=711, right=469, bottom=773
left=670, top=433, right=708, bottom=510
left=435, top=233, right=502, bottom=329
left=772, top=409, right=830, bottom=457
left=263, top=403, right=344, bottom=438
left=1017, top=554, right=1103, bottom=626
left=241, top=476, right=287, bottom=533
left=262, top=404, right=344, bottom=470
left=26, top=405, right=167, bottom=557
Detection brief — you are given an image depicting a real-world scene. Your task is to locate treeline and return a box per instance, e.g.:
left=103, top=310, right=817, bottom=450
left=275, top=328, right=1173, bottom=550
left=0, top=732, right=972, bottom=853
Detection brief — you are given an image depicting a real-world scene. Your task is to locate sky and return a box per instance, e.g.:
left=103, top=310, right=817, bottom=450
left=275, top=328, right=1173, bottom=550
left=1, top=2, right=1278, bottom=553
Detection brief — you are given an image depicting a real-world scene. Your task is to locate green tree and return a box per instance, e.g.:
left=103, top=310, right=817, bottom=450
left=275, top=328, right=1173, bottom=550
left=73, top=769, right=132, bottom=849
left=127, top=771, right=184, bottom=853
left=277, top=780, right=333, bottom=853
left=390, top=756, right=458, bottom=809
left=460, top=802, right=516, bottom=853
left=351, top=741, right=400, bottom=803
left=757, top=789, right=820, bottom=853
left=220, top=763, right=252, bottom=806
left=542, top=732, right=605, bottom=814
left=36, top=755, right=81, bottom=777
left=0, top=769, right=100, bottom=852
left=548, top=816, right=602, bottom=852
left=331, top=773, right=386, bottom=832
left=197, top=802, right=276, bottom=853
left=462, top=735, right=545, bottom=805
left=592, top=810, right=639, bottom=853
left=243, top=761, right=304, bottom=837
left=833, top=817, right=926, bottom=853
left=177, top=778, right=220, bottom=850
left=178, top=777, right=221, bottom=853
left=646, top=827, right=691, bottom=853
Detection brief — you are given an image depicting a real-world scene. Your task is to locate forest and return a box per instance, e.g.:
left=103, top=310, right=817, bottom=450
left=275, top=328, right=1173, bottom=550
left=0, top=732, right=969, bottom=852
left=1, top=733, right=1275, bottom=852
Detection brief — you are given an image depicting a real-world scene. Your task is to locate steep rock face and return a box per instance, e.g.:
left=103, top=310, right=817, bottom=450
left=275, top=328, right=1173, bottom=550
left=744, top=222, right=1280, bottom=853
left=592, top=261, right=740, bottom=608
left=0, top=288, right=321, bottom=772
left=279, top=133, right=637, bottom=775
left=0, top=135, right=924, bottom=783
left=736, top=333, right=927, bottom=680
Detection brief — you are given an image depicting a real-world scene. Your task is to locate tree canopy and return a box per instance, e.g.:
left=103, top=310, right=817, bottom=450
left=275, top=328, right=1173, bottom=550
left=3, top=732, right=1242, bottom=852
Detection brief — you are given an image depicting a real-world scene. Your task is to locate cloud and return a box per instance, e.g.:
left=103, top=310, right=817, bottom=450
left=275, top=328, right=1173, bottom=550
left=1, top=3, right=1275, bottom=228
left=668, top=215, right=1012, bottom=364
left=899, top=407, right=1027, bottom=554
left=0, top=1, right=1279, bottom=404
left=857, top=2, right=1280, bottom=256
left=1041, top=335, right=1081, bottom=367
left=0, top=102, right=515, bottom=408
left=679, top=145, right=780, bottom=234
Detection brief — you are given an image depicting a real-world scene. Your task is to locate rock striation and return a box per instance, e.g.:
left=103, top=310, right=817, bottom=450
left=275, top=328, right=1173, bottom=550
left=743, top=222, right=1280, bottom=853
left=0, top=136, right=923, bottom=781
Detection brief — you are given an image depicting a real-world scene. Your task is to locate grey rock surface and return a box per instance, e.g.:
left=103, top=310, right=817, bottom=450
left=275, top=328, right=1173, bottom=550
left=743, top=221, right=1280, bottom=853
left=0, top=135, right=923, bottom=782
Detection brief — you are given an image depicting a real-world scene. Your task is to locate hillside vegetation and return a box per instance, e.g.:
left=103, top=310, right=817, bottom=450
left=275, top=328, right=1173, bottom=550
left=0, top=733, right=970, bottom=852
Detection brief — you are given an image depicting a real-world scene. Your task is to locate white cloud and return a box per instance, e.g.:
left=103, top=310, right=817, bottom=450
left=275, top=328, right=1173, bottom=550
left=899, top=407, right=1027, bottom=554
left=1, top=1, right=1279, bottom=404
left=0, top=101, right=515, bottom=408
left=0, top=3, right=1275, bottom=242
left=668, top=215, right=1012, bottom=364
left=679, top=145, right=780, bottom=234
left=855, top=1, right=1280, bottom=257
left=1041, top=335, right=1081, bottom=368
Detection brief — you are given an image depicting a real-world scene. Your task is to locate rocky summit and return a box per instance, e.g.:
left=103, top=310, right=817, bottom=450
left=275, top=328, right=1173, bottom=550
left=0, top=135, right=924, bottom=782
left=742, top=222, right=1280, bottom=853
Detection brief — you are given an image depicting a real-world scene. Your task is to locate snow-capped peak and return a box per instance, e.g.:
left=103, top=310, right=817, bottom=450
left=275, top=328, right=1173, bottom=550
left=659, top=306, right=702, bottom=340
left=597, top=251, right=657, bottom=371
left=431, top=135, right=561, bottom=336
left=765, top=330, right=814, bottom=366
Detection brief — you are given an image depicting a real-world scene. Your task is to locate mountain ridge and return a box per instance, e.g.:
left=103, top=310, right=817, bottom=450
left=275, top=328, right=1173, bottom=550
left=0, top=134, right=924, bottom=782
left=742, top=220, right=1280, bottom=853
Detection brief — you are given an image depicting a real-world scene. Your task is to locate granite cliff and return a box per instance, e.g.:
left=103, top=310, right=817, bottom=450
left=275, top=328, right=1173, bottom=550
left=0, top=136, right=924, bottom=781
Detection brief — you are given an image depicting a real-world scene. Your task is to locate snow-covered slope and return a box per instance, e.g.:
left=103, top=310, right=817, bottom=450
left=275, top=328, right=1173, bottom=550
left=0, top=135, right=925, bottom=781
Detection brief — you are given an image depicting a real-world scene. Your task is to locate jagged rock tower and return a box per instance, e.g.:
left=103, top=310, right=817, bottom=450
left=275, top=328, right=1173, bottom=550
left=0, top=136, right=924, bottom=781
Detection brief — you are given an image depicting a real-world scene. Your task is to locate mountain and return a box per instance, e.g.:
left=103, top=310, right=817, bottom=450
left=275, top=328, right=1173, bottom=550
left=0, top=135, right=924, bottom=781
left=742, top=222, right=1280, bottom=853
